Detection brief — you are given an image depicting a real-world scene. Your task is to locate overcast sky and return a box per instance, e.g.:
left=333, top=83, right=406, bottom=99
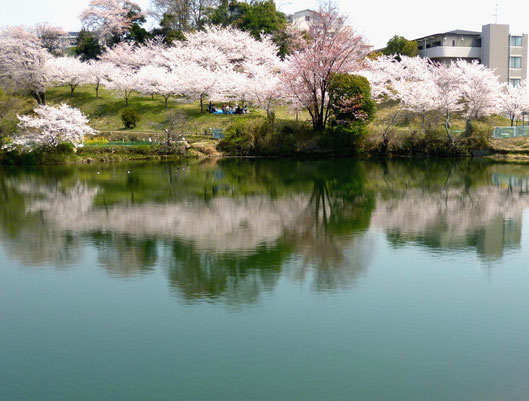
left=0, top=0, right=527, bottom=48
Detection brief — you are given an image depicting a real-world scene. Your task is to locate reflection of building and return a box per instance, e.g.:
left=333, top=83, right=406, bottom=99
left=414, top=24, right=528, bottom=85
left=492, top=173, right=529, bottom=191
left=475, top=216, right=522, bottom=260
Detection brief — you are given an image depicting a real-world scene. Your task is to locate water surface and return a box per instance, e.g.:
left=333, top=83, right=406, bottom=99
left=1, top=159, right=529, bottom=401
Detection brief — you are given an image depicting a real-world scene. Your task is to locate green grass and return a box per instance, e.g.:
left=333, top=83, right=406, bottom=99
left=45, top=85, right=305, bottom=134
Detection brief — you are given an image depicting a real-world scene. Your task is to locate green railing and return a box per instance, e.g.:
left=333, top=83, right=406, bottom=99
left=493, top=126, right=529, bottom=139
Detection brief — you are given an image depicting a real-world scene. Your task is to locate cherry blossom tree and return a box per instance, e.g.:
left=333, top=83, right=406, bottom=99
left=498, top=81, right=529, bottom=126
left=393, top=56, right=437, bottom=114
left=136, top=65, right=180, bottom=107
left=455, top=60, right=502, bottom=133
left=10, top=104, right=96, bottom=149
left=176, top=63, right=220, bottom=111
left=361, top=55, right=419, bottom=151
left=281, top=6, right=370, bottom=130
left=360, top=55, right=401, bottom=101
left=80, top=0, right=144, bottom=46
left=103, top=65, right=138, bottom=105
left=34, top=23, right=67, bottom=56
left=431, top=62, right=464, bottom=144
left=0, top=27, right=52, bottom=105
left=242, top=61, right=284, bottom=119
left=101, top=41, right=142, bottom=68
left=46, top=57, right=90, bottom=94
left=184, top=26, right=278, bottom=67
left=93, top=25, right=282, bottom=113
left=86, top=60, right=116, bottom=97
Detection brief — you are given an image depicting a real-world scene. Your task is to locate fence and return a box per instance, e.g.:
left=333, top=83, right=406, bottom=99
left=493, top=126, right=529, bottom=139
left=91, top=129, right=225, bottom=142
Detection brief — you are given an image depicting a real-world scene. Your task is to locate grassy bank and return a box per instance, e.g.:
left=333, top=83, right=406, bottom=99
left=2, top=84, right=526, bottom=164
left=44, top=85, right=300, bottom=134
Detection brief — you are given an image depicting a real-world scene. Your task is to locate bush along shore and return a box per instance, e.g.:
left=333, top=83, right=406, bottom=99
left=0, top=119, right=505, bottom=165
left=0, top=134, right=223, bottom=165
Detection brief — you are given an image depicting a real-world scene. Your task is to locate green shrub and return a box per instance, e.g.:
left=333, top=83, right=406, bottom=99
left=328, top=74, right=376, bottom=128
left=0, top=119, right=18, bottom=144
left=219, top=119, right=308, bottom=156
left=56, top=142, right=76, bottom=154
left=121, top=108, right=141, bottom=129
left=218, top=127, right=256, bottom=156
left=317, top=124, right=367, bottom=154
left=458, top=121, right=491, bottom=154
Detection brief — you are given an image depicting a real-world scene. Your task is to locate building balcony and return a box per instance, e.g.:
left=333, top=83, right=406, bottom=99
left=419, top=46, right=481, bottom=59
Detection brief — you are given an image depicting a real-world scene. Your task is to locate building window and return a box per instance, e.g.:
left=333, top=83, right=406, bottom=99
left=305, top=16, right=310, bottom=22
left=510, top=36, right=523, bottom=46
left=510, top=56, right=522, bottom=69
left=452, top=40, right=456, bottom=46
left=510, top=79, right=521, bottom=87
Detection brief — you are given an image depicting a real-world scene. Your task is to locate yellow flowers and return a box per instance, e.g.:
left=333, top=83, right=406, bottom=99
left=84, top=137, right=109, bottom=145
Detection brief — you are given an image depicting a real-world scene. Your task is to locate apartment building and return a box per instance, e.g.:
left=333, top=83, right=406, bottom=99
left=287, top=9, right=320, bottom=31
left=414, top=24, right=528, bottom=85
left=60, top=31, right=79, bottom=52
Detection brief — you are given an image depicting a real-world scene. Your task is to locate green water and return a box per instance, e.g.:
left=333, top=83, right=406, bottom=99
left=1, top=158, right=529, bottom=401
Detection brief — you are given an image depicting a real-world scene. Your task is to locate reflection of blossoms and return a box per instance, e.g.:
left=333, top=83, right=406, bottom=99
left=46, top=195, right=308, bottom=252
left=371, top=185, right=528, bottom=259
left=9, top=179, right=99, bottom=218
left=0, top=179, right=98, bottom=266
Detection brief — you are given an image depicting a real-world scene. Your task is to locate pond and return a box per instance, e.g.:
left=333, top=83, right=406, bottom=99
left=1, top=158, right=529, bottom=401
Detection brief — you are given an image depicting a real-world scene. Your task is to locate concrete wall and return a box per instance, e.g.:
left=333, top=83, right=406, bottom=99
left=417, top=34, right=480, bottom=50
left=481, top=24, right=510, bottom=82
left=442, top=34, right=481, bottom=48
left=420, top=46, right=481, bottom=59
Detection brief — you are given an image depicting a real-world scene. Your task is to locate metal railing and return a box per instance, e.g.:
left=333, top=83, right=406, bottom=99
left=493, top=126, right=529, bottom=139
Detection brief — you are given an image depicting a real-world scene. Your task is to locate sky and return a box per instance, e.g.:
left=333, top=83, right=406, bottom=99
left=0, top=0, right=527, bottom=49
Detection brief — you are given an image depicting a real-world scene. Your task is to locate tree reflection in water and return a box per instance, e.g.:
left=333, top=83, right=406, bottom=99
left=2, top=159, right=529, bottom=303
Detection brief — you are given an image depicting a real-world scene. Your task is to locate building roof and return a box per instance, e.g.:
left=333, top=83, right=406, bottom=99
left=414, top=29, right=481, bottom=41
left=293, top=9, right=317, bottom=14
left=289, top=9, right=318, bottom=18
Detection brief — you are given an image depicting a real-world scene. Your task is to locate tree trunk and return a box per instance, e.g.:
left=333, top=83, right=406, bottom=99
left=31, top=92, right=41, bottom=105
left=96, top=82, right=99, bottom=98
left=380, top=134, right=389, bottom=156
left=465, top=118, right=472, bottom=137
left=200, top=95, right=204, bottom=113
left=444, top=110, right=454, bottom=148
left=39, top=92, right=46, bottom=105
left=70, top=84, right=77, bottom=94
left=164, top=96, right=168, bottom=108
left=125, top=97, right=129, bottom=106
